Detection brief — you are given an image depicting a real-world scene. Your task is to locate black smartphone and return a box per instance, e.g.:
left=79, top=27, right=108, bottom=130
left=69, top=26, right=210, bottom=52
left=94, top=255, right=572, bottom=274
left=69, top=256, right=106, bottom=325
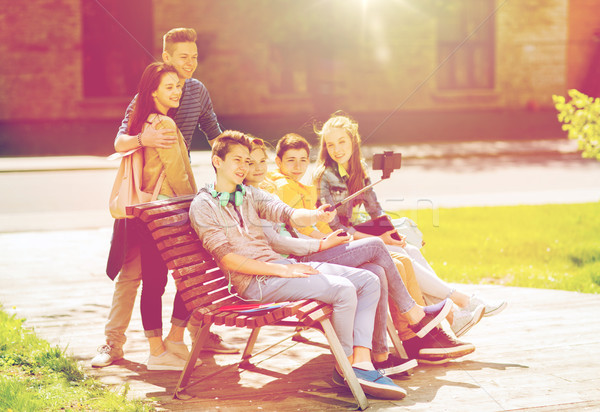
left=372, top=151, right=402, bottom=179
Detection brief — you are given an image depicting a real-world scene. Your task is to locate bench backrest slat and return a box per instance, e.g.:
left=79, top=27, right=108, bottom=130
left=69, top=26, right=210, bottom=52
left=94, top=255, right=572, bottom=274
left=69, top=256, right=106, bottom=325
left=129, top=195, right=195, bottom=220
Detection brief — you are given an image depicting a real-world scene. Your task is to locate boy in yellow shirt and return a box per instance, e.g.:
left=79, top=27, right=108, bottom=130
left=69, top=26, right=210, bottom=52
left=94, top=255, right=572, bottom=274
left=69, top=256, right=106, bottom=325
left=266, top=133, right=332, bottom=238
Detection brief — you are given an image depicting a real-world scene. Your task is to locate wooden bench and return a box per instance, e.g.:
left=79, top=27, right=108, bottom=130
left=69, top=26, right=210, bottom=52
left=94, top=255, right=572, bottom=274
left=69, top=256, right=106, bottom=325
left=128, top=195, right=373, bottom=409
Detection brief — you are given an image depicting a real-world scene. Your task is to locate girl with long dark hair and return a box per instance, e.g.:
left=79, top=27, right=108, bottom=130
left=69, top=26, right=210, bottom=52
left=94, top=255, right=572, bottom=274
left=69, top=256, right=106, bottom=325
left=129, top=62, right=197, bottom=370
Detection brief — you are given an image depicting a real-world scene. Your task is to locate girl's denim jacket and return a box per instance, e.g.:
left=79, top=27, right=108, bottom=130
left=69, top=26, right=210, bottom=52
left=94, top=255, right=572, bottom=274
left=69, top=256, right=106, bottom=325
left=316, top=164, right=384, bottom=235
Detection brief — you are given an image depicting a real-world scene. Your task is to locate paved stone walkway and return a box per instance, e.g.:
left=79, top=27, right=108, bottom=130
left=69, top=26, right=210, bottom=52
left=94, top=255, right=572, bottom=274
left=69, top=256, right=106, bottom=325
left=1, top=229, right=599, bottom=410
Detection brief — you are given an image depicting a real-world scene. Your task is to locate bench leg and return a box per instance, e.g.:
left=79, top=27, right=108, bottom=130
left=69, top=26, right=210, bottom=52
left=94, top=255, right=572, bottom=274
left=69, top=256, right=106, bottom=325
left=387, top=313, right=408, bottom=358
left=319, top=318, right=369, bottom=411
left=173, top=323, right=211, bottom=399
left=241, top=327, right=261, bottom=364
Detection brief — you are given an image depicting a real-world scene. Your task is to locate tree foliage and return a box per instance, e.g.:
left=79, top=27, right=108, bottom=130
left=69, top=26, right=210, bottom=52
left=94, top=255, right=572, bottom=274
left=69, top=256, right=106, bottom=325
left=553, top=89, right=600, bottom=161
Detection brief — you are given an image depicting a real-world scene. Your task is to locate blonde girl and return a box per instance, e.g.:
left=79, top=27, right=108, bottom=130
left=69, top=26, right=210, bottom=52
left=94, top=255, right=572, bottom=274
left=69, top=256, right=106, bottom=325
left=314, top=113, right=507, bottom=337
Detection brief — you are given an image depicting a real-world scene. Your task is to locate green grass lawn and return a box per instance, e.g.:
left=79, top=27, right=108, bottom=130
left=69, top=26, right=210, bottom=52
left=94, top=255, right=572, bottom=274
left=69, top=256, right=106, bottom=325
left=0, top=309, right=155, bottom=411
left=394, top=202, right=600, bottom=293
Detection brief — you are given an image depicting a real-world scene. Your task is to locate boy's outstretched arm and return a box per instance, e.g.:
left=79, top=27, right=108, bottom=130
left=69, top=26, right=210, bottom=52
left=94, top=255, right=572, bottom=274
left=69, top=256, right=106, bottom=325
left=289, top=204, right=336, bottom=229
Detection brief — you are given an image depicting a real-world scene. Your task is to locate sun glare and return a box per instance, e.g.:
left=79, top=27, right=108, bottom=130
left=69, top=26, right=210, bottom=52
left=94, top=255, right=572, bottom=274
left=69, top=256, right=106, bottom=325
left=361, top=0, right=369, bottom=13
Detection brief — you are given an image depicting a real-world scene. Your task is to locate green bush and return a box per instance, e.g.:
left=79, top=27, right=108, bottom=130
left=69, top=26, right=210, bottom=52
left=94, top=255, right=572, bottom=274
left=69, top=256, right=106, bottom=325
left=553, top=89, right=600, bottom=160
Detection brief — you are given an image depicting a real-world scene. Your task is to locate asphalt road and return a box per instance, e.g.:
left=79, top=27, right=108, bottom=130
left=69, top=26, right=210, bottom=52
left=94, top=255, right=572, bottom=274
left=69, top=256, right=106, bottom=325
left=0, top=140, right=599, bottom=233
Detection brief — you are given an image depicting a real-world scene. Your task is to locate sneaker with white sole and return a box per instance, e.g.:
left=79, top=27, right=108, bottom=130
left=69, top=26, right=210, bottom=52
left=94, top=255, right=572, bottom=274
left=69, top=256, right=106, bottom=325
left=468, top=295, right=508, bottom=317
left=91, top=344, right=123, bottom=368
left=373, top=354, right=418, bottom=377
left=409, top=298, right=453, bottom=338
left=404, top=326, right=475, bottom=362
left=418, top=327, right=475, bottom=360
left=147, top=351, right=188, bottom=371
left=164, top=340, right=190, bottom=360
left=164, top=340, right=202, bottom=366
left=332, top=367, right=407, bottom=400
left=353, top=367, right=407, bottom=400
left=451, top=304, right=485, bottom=338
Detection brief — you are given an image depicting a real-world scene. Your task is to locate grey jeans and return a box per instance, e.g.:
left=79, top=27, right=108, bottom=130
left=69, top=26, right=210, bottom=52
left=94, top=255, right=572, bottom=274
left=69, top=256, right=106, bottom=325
left=299, top=237, right=416, bottom=354
left=243, top=259, right=380, bottom=357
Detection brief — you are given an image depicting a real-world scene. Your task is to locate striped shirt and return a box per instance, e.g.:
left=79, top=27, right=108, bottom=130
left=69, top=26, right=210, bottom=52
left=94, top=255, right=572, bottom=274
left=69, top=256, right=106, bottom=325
left=116, top=78, right=222, bottom=149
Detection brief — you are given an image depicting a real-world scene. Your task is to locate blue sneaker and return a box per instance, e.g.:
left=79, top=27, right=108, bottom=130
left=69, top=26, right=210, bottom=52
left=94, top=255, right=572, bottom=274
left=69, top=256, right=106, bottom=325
left=353, top=367, right=407, bottom=400
left=409, top=298, right=453, bottom=338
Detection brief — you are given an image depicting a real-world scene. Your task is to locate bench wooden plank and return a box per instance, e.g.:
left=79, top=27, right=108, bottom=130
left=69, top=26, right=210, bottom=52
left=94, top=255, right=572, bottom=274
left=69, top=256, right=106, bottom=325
left=127, top=195, right=195, bottom=220
left=173, top=262, right=219, bottom=279
left=160, top=243, right=208, bottom=263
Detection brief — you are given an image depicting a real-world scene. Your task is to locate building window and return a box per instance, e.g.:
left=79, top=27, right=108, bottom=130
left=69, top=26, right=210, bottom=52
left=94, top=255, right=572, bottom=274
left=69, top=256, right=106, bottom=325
left=269, top=44, right=308, bottom=95
left=436, top=0, right=495, bottom=90
left=81, top=0, right=154, bottom=98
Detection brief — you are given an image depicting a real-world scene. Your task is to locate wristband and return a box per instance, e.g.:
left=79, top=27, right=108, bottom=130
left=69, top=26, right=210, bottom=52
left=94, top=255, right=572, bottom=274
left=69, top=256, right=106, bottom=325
left=137, top=133, right=143, bottom=148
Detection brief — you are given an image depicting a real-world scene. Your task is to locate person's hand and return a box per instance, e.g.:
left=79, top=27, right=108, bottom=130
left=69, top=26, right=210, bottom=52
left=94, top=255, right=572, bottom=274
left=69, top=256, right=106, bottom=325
left=141, top=126, right=178, bottom=149
left=380, top=229, right=406, bottom=248
left=277, top=263, right=319, bottom=278
left=315, top=204, right=336, bottom=223
left=320, top=229, right=351, bottom=251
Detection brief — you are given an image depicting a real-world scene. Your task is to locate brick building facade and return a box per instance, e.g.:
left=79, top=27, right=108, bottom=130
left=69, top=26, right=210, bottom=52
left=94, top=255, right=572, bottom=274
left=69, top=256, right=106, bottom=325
left=0, top=0, right=598, bottom=154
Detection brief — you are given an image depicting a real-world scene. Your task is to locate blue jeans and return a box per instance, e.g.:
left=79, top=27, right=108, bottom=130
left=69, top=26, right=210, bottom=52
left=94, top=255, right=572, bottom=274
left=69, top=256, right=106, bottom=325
left=243, top=259, right=380, bottom=357
left=299, top=237, right=416, bottom=354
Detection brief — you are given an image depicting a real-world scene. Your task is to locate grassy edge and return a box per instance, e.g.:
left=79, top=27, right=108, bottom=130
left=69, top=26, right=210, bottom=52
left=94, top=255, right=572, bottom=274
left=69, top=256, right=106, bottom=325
left=0, top=307, right=157, bottom=411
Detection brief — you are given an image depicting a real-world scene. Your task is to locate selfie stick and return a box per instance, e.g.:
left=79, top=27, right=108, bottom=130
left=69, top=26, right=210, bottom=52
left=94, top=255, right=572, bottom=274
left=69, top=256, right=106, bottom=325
left=324, top=178, right=383, bottom=211
left=324, top=174, right=389, bottom=212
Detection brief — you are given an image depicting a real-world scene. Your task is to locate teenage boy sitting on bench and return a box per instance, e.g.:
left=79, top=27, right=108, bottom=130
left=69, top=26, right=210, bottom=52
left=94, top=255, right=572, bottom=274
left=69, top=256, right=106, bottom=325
left=189, top=131, right=450, bottom=400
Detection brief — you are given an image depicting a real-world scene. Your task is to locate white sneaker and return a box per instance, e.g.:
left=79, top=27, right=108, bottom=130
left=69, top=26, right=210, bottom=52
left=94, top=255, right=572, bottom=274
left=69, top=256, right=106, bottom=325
left=451, top=304, right=485, bottom=338
left=91, top=344, right=123, bottom=368
left=469, top=295, right=508, bottom=317
left=164, top=340, right=202, bottom=366
left=147, top=351, right=188, bottom=371
left=164, top=340, right=189, bottom=360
